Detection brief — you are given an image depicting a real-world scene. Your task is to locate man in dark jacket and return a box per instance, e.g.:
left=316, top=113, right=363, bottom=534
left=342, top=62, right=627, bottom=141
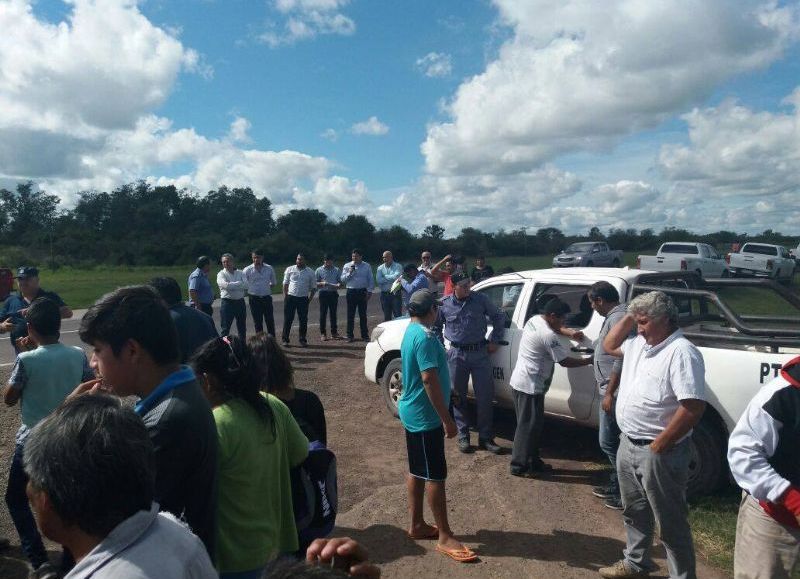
left=150, top=277, right=218, bottom=362
left=77, top=285, right=218, bottom=561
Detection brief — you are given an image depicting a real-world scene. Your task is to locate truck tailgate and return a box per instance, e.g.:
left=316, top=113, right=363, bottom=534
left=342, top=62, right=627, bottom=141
left=639, top=255, right=685, bottom=270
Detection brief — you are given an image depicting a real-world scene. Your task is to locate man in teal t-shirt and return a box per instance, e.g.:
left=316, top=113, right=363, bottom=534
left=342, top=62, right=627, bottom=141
left=398, top=290, right=477, bottom=563
left=4, top=298, right=94, bottom=577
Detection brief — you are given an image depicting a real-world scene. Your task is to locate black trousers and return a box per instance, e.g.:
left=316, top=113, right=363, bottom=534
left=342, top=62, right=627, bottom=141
left=510, top=390, right=546, bottom=472
left=248, top=294, right=275, bottom=336
left=318, top=292, right=339, bottom=335
left=198, top=303, right=214, bottom=318
left=283, top=295, right=309, bottom=342
left=346, top=289, right=369, bottom=339
left=220, top=298, right=246, bottom=339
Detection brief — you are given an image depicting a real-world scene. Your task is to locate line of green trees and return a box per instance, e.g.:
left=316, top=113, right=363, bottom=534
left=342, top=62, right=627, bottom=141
left=0, top=181, right=797, bottom=268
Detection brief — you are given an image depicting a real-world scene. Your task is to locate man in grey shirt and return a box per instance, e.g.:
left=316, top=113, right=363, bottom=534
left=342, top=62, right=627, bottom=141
left=587, top=281, right=627, bottom=510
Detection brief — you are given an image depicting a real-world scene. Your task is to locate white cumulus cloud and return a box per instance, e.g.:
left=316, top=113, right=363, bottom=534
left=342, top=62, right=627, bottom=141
left=259, top=0, right=355, bottom=48
left=422, top=0, right=799, bottom=177
left=350, top=116, right=389, bottom=136
left=415, top=52, right=452, bottom=78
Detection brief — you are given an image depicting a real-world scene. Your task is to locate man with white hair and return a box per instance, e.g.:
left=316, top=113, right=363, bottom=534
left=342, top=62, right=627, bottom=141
left=600, top=291, right=706, bottom=579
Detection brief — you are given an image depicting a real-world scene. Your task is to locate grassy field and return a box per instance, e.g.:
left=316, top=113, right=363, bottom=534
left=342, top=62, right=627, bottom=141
left=3, top=253, right=796, bottom=311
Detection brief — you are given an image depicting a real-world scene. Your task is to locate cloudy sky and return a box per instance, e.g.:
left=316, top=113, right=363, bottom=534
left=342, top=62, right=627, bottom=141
left=1, top=0, right=799, bottom=235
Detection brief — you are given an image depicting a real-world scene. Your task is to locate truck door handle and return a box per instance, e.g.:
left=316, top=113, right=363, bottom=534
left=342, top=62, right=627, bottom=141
left=498, top=340, right=509, bottom=346
left=571, top=347, right=594, bottom=354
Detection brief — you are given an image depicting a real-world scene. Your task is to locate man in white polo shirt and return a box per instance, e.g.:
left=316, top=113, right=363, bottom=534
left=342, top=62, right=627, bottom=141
left=600, top=290, right=706, bottom=579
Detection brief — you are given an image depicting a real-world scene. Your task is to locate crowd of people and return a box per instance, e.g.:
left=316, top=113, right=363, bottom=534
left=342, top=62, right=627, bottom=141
left=0, top=251, right=798, bottom=579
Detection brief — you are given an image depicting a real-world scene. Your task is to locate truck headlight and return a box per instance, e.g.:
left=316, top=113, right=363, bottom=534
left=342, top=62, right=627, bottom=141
left=370, top=326, right=385, bottom=342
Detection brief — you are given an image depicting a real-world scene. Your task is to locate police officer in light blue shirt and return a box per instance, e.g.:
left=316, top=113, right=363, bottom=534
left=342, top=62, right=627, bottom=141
left=188, top=256, right=215, bottom=317
left=434, top=271, right=506, bottom=454
left=340, top=249, right=374, bottom=342
left=376, top=250, right=404, bottom=322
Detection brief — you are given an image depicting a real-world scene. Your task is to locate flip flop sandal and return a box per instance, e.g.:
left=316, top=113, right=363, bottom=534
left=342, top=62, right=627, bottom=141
left=408, top=526, right=439, bottom=540
left=436, top=544, right=478, bottom=562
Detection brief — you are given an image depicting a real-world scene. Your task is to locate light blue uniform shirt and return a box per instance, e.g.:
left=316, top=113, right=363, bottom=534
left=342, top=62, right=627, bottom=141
left=340, top=261, right=375, bottom=291
left=188, top=268, right=214, bottom=305
left=399, top=322, right=451, bottom=433
left=376, top=262, right=403, bottom=292
left=400, top=272, right=430, bottom=308
left=434, top=291, right=506, bottom=344
left=315, top=265, right=341, bottom=292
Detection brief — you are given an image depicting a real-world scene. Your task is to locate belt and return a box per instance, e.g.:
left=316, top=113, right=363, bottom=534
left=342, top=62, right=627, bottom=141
left=221, top=297, right=244, bottom=301
left=450, top=341, right=487, bottom=351
left=247, top=294, right=272, bottom=298
left=347, top=287, right=368, bottom=292
left=625, top=435, right=654, bottom=446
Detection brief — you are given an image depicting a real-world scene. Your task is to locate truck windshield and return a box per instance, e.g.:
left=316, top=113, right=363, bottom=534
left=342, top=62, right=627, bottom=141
left=742, top=244, right=778, bottom=256
left=660, top=244, right=699, bottom=254
left=565, top=243, right=594, bottom=253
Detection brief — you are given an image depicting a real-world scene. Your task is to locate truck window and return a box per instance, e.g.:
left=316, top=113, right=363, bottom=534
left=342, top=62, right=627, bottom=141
left=742, top=244, right=777, bottom=256
left=660, top=243, right=699, bottom=254
left=475, top=283, right=524, bottom=328
left=525, top=283, right=593, bottom=329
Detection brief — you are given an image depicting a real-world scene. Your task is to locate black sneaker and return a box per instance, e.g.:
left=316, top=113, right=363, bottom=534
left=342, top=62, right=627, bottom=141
left=592, top=485, right=616, bottom=499
left=281, top=338, right=290, bottom=346
left=478, top=439, right=503, bottom=455
left=346, top=337, right=355, bottom=343
left=457, top=438, right=472, bottom=453
left=299, top=339, right=308, bottom=348
left=604, top=496, right=624, bottom=510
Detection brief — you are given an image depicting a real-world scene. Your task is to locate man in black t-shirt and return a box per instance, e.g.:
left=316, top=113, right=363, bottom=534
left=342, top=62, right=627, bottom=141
left=470, top=256, right=495, bottom=284
left=150, top=277, right=218, bottom=362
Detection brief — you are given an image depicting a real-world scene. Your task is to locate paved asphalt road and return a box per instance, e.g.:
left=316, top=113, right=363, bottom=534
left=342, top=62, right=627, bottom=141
left=1, top=293, right=388, bottom=367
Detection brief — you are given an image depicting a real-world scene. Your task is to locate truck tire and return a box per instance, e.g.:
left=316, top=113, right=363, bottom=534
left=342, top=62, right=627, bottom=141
left=721, top=269, right=730, bottom=278
left=612, top=259, right=620, bottom=267
left=381, top=358, right=402, bottom=418
left=687, top=417, right=727, bottom=498
left=587, top=261, right=594, bottom=267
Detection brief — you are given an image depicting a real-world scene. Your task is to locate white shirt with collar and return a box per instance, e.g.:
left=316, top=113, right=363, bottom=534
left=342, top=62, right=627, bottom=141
left=242, top=263, right=276, bottom=297
left=510, top=315, right=569, bottom=395
left=283, top=265, right=316, bottom=297
left=615, top=329, right=705, bottom=442
left=216, top=268, right=247, bottom=300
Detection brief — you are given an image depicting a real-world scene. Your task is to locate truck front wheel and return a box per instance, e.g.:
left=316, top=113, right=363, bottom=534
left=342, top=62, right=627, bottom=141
left=687, top=417, right=728, bottom=498
left=612, top=259, right=620, bottom=267
left=381, top=358, right=403, bottom=418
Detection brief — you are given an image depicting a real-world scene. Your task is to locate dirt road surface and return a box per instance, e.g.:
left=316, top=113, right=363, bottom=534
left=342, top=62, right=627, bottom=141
left=0, top=310, right=729, bottom=578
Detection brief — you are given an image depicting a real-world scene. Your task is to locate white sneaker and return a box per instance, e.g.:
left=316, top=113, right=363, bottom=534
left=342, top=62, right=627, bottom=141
left=598, top=560, right=650, bottom=578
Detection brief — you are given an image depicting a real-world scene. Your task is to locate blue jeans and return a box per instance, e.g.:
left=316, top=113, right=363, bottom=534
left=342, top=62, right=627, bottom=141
left=598, top=398, right=621, bottom=495
left=379, top=291, right=402, bottom=321
left=6, top=442, right=48, bottom=568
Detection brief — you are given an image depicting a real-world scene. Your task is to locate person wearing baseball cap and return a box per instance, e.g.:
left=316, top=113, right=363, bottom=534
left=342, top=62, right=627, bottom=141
left=0, top=267, right=72, bottom=355
left=399, top=263, right=429, bottom=312
left=434, top=270, right=506, bottom=454
left=400, top=289, right=477, bottom=562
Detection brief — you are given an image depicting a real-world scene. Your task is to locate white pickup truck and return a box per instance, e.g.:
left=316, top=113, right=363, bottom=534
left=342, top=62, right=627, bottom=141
left=728, top=242, right=795, bottom=283
left=637, top=242, right=729, bottom=279
left=364, top=268, right=800, bottom=496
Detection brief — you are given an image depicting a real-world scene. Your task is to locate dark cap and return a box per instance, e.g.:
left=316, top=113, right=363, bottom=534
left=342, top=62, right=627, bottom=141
left=403, top=263, right=418, bottom=273
left=15, top=266, right=39, bottom=279
left=543, top=297, right=570, bottom=316
left=407, top=289, right=435, bottom=316
left=450, top=271, right=470, bottom=286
